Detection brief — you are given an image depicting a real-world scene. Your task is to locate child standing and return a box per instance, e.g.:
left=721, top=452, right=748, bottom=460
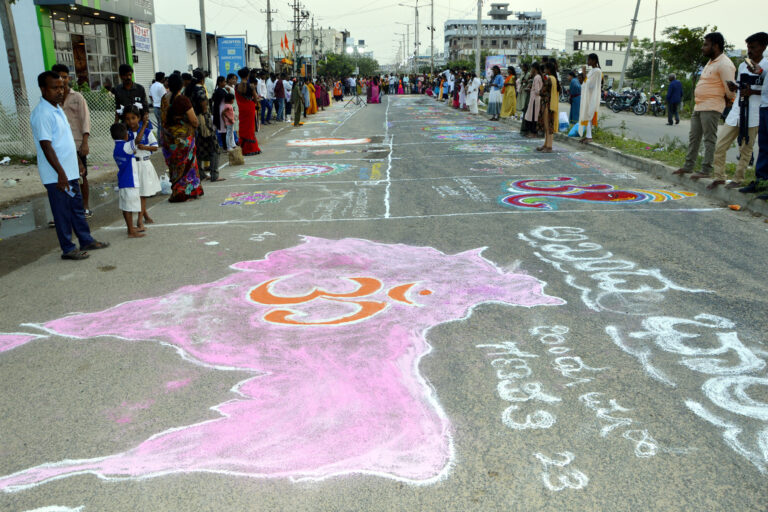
left=222, top=93, right=236, bottom=151
left=195, top=98, right=221, bottom=182
left=124, top=106, right=161, bottom=230
left=111, top=122, right=144, bottom=238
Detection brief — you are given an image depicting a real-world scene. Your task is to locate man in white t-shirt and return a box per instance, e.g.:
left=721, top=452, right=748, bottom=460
left=149, top=72, right=166, bottom=128
left=711, top=38, right=767, bottom=190
left=388, top=75, right=396, bottom=94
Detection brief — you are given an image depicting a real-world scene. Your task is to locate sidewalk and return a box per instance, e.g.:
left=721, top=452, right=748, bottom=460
left=559, top=104, right=745, bottom=161
left=0, top=119, right=292, bottom=211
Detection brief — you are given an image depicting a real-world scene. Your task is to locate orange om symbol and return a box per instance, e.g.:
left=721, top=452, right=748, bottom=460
left=249, top=277, right=433, bottom=326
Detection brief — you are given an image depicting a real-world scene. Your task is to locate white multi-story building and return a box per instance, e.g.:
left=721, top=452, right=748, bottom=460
left=444, top=3, right=547, bottom=63
left=564, top=29, right=635, bottom=80
left=271, top=27, right=345, bottom=64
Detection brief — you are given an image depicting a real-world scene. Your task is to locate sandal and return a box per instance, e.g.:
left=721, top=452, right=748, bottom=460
left=81, top=241, right=110, bottom=251
left=61, top=250, right=89, bottom=260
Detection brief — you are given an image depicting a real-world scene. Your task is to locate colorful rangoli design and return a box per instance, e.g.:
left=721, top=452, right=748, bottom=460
left=236, top=164, right=351, bottom=180
left=312, top=149, right=352, bottom=155
left=453, top=143, right=534, bottom=154
left=220, top=190, right=288, bottom=206
left=499, top=177, right=697, bottom=210
left=287, top=138, right=371, bottom=146
left=421, top=125, right=496, bottom=132
left=432, top=133, right=500, bottom=141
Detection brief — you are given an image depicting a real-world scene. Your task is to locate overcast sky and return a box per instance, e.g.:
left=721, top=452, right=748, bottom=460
left=155, top=0, right=766, bottom=65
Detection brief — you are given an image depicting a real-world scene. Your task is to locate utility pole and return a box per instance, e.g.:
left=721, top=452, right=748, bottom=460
left=618, top=0, right=641, bottom=91
left=649, top=0, right=658, bottom=94
left=395, top=22, right=412, bottom=71
left=311, top=16, right=316, bottom=79
left=414, top=0, right=419, bottom=73
left=430, top=0, right=434, bottom=74
left=291, top=0, right=309, bottom=75
left=199, top=0, right=208, bottom=72
left=261, top=0, right=277, bottom=72
left=475, top=0, right=482, bottom=77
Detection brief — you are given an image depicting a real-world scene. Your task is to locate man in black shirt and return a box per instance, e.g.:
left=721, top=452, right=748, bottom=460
left=113, top=64, right=148, bottom=121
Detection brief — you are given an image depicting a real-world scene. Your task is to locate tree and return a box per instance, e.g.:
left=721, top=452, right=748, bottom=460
left=356, top=56, right=379, bottom=77
left=318, top=53, right=354, bottom=78
left=658, top=26, right=711, bottom=81
left=658, top=25, right=734, bottom=107
left=557, top=51, right=587, bottom=72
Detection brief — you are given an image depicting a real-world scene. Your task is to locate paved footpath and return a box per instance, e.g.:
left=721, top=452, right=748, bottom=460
left=0, top=96, right=766, bottom=511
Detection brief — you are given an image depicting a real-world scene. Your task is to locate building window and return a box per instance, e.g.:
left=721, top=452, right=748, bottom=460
left=606, top=59, right=613, bottom=66
left=491, top=40, right=497, bottom=46
left=51, top=13, right=123, bottom=90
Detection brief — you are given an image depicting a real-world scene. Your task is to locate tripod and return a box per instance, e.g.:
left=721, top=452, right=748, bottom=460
left=345, top=86, right=366, bottom=108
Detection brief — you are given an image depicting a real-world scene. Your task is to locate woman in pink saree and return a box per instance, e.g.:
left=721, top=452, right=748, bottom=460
left=367, top=77, right=381, bottom=104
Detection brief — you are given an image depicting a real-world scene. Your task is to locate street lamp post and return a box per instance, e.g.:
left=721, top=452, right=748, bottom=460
left=399, top=2, right=421, bottom=73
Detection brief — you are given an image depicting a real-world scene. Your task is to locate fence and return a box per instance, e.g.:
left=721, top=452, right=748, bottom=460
left=0, top=87, right=123, bottom=163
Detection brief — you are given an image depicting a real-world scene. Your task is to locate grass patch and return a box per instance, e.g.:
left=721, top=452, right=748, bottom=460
left=591, top=128, right=756, bottom=183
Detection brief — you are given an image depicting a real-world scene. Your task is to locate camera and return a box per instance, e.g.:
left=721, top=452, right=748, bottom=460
left=738, top=72, right=759, bottom=92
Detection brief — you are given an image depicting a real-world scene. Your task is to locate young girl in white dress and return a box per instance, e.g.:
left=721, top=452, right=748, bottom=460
left=124, top=105, right=161, bottom=231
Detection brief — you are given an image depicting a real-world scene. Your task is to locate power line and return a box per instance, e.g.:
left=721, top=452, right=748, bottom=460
left=594, top=0, right=723, bottom=35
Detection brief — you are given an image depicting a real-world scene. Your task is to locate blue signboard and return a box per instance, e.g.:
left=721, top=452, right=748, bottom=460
left=218, top=37, right=246, bottom=75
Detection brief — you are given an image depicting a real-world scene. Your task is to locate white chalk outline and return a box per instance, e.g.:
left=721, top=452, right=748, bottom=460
left=100, top=207, right=724, bottom=231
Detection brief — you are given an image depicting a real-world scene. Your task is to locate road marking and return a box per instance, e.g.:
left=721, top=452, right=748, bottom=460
left=101, top=207, right=724, bottom=230
left=209, top=171, right=642, bottom=188
left=384, top=96, right=393, bottom=218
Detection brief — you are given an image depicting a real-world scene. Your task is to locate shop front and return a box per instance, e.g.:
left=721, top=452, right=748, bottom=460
left=33, top=0, right=155, bottom=89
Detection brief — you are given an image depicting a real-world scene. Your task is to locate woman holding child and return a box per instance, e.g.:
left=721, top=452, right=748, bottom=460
left=161, top=73, right=204, bottom=202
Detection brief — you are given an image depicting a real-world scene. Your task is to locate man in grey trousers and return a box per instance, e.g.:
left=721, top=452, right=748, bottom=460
left=673, top=32, right=736, bottom=179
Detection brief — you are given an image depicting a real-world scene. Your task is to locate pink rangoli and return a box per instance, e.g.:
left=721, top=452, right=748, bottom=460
left=0, top=237, right=562, bottom=491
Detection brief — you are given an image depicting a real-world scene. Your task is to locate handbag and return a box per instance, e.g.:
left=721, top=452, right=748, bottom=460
left=228, top=146, right=245, bottom=166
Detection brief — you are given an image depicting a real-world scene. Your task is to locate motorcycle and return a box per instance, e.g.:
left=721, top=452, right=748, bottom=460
left=610, top=89, right=648, bottom=115
left=648, top=84, right=666, bottom=116
left=649, top=93, right=666, bottom=116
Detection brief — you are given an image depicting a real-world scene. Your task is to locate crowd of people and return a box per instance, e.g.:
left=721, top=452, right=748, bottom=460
left=672, top=31, right=767, bottom=199
left=419, top=54, right=601, bottom=153
left=27, top=29, right=768, bottom=260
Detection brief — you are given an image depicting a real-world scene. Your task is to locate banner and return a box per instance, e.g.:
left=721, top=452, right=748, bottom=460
left=133, top=23, right=152, bottom=53
left=218, top=37, right=246, bottom=75
left=484, top=55, right=507, bottom=79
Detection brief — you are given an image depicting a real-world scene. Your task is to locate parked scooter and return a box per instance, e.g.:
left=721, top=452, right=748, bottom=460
left=610, top=89, right=648, bottom=115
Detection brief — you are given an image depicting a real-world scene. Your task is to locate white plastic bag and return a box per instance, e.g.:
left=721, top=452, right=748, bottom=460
left=558, top=112, right=569, bottom=132
left=160, top=172, right=172, bottom=195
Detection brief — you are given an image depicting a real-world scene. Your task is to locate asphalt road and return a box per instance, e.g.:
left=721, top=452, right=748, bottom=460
left=0, top=96, right=766, bottom=511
